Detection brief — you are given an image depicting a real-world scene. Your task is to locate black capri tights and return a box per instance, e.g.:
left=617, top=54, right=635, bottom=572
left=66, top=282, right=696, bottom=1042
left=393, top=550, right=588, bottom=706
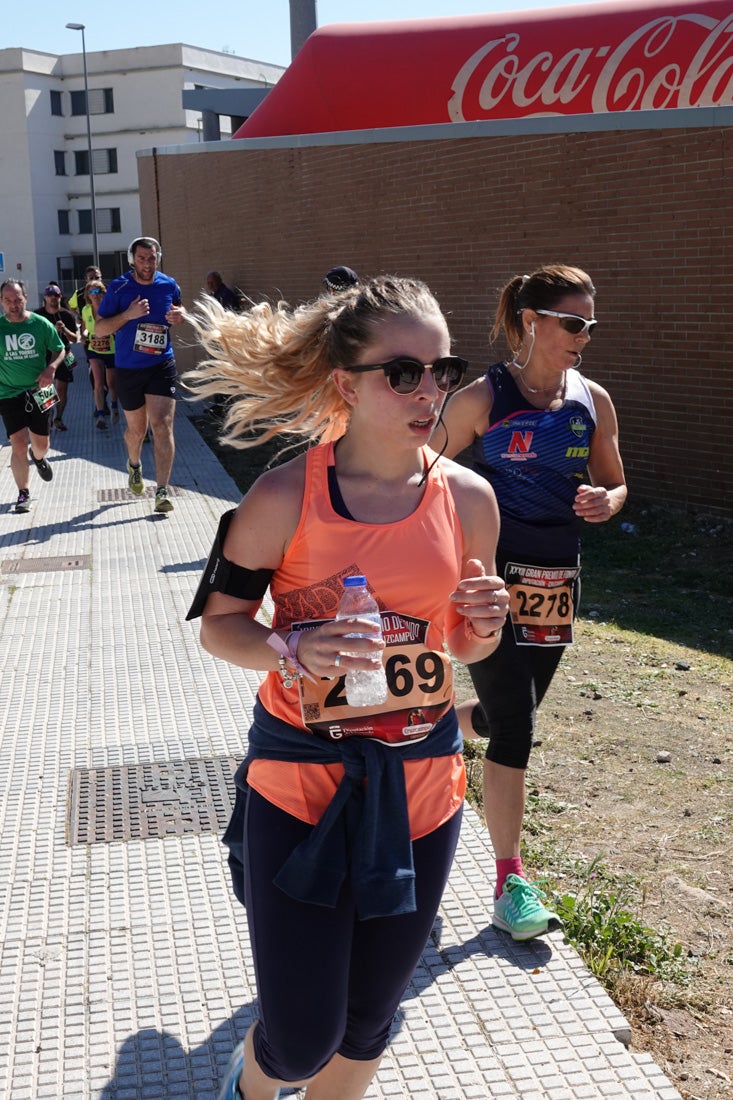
left=468, top=621, right=566, bottom=770
left=242, top=787, right=463, bottom=1083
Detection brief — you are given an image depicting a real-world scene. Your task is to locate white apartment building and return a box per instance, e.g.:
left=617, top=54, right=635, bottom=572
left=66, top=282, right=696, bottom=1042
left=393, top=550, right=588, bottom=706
left=0, top=43, right=284, bottom=303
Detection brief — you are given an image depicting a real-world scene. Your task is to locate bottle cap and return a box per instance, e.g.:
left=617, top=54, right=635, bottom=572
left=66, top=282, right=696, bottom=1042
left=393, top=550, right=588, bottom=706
left=343, top=575, right=366, bottom=587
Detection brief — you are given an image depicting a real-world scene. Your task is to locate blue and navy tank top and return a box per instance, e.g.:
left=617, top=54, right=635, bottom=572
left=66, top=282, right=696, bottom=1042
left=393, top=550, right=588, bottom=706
left=472, top=362, right=597, bottom=559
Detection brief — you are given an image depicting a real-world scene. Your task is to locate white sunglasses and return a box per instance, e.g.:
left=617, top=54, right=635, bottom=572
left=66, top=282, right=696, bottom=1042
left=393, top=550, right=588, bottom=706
left=535, top=309, right=597, bottom=336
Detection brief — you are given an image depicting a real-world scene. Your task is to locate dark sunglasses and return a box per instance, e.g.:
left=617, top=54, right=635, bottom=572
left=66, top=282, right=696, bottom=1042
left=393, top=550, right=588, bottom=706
left=535, top=309, right=597, bottom=336
left=346, top=355, right=468, bottom=395
left=88, top=288, right=104, bottom=295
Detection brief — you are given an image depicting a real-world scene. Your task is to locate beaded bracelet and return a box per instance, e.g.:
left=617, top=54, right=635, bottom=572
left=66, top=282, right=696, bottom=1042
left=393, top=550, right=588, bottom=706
left=266, top=631, right=316, bottom=687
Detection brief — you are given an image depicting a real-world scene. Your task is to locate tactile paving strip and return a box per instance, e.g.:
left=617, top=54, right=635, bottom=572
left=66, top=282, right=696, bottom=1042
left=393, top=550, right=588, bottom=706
left=66, top=756, right=238, bottom=845
left=0, top=553, right=91, bottom=574
left=97, top=485, right=182, bottom=502
left=0, top=393, right=684, bottom=1100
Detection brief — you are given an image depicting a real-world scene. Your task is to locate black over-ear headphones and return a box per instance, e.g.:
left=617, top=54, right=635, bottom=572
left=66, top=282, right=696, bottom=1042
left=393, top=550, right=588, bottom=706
left=127, top=237, right=162, bottom=265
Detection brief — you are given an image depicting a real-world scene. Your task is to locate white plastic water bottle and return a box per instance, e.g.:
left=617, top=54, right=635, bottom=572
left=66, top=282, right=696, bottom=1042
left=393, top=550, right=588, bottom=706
left=336, top=575, right=388, bottom=707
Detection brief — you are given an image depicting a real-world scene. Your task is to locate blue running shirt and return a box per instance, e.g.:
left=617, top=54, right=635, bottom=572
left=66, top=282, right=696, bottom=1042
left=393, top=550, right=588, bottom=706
left=97, top=270, right=182, bottom=369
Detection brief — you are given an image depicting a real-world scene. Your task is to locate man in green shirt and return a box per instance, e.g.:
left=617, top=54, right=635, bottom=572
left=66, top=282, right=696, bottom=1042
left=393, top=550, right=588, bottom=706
left=0, top=280, right=65, bottom=512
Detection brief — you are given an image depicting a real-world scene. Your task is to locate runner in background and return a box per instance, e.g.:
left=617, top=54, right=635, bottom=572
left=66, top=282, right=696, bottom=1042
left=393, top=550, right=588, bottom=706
left=95, top=237, right=185, bottom=514
left=0, top=279, right=64, bottom=512
left=68, top=265, right=101, bottom=318
left=82, top=279, right=118, bottom=430
left=323, top=265, right=359, bottom=293
left=69, top=266, right=104, bottom=415
left=34, top=284, right=79, bottom=432
left=440, top=264, right=627, bottom=941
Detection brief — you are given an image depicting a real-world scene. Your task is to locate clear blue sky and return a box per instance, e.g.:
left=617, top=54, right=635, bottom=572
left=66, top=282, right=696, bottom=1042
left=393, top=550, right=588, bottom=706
left=8, top=0, right=601, bottom=68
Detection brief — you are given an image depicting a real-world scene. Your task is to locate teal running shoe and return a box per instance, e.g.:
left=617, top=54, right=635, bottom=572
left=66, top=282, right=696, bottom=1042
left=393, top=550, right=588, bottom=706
left=492, top=873, right=562, bottom=941
left=216, top=1041, right=281, bottom=1100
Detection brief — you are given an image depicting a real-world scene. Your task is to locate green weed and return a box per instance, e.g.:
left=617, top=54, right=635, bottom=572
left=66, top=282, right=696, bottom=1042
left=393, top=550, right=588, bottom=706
left=464, top=758, right=690, bottom=991
left=545, top=857, right=689, bottom=986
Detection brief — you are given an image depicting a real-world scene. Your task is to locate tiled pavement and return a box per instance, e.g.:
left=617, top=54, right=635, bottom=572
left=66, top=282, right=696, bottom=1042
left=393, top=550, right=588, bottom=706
left=0, top=382, right=682, bottom=1099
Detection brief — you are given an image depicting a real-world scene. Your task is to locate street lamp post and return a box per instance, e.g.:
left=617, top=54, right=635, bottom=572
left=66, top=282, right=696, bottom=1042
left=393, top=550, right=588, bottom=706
left=65, top=22, right=99, bottom=269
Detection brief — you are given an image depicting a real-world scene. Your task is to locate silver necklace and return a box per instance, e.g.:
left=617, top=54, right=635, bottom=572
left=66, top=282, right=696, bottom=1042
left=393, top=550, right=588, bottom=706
left=511, top=362, right=566, bottom=399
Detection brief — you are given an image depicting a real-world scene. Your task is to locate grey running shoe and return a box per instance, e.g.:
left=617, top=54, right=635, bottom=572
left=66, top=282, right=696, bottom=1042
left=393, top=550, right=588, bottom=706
left=127, top=460, right=144, bottom=496
left=154, top=486, right=174, bottom=513
left=28, top=447, right=53, bottom=482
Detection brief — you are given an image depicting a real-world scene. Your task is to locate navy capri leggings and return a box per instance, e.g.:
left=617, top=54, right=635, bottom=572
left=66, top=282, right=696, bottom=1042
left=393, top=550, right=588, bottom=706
left=468, top=551, right=580, bottom=769
left=468, top=620, right=565, bottom=768
left=241, top=787, right=463, bottom=1083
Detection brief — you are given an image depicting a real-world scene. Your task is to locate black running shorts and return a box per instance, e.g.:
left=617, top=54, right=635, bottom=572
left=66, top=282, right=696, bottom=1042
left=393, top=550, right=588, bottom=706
left=114, top=360, right=177, bottom=411
left=0, top=392, right=51, bottom=438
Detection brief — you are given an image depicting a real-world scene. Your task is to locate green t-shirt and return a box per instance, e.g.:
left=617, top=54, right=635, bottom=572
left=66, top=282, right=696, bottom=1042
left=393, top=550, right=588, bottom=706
left=0, top=313, right=64, bottom=400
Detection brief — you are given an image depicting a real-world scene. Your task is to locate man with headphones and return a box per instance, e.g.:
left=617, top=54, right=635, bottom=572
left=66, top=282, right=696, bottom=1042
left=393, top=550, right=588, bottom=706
left=95, top=237, right=185, bottom=513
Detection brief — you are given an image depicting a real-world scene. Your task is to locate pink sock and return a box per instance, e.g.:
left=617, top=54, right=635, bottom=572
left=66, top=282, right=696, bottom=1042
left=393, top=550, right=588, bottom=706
left=495, top=857, right=524, bottom=898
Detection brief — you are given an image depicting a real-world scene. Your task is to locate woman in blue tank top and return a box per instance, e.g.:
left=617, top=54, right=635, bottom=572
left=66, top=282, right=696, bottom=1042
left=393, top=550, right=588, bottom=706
left=441, top=264, right=627, bottom=942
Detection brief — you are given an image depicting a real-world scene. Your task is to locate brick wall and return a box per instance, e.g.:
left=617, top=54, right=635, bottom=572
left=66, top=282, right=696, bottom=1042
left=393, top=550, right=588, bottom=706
left=139, top=123, right=733, bottom=516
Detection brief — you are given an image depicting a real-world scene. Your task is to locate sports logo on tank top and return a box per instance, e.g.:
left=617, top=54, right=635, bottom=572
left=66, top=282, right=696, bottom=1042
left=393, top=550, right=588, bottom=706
left=503, top=430, right=537, bottom=461
left=569, top=415, right=588, bottom=438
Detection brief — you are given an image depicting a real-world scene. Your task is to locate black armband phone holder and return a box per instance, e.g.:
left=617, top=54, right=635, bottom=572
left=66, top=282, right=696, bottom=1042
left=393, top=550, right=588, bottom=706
left=185, top=509, right=274, bottom=620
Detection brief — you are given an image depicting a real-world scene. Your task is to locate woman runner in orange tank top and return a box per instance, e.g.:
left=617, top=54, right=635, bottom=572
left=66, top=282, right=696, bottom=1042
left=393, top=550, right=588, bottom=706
left=185, top=276, right=509, bottom=1100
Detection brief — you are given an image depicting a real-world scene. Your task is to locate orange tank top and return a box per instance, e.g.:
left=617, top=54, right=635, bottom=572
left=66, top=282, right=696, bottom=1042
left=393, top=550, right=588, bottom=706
left=249, top=442, right=466, bottom=836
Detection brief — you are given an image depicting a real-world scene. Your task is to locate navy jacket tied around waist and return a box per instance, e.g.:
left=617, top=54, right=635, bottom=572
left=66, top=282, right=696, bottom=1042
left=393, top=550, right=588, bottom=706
left=223, top=699, right=463, bottom=920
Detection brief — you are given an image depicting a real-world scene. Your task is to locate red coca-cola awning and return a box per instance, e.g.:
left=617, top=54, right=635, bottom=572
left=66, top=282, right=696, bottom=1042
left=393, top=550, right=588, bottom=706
left=233, top=0, right=733, bottom=138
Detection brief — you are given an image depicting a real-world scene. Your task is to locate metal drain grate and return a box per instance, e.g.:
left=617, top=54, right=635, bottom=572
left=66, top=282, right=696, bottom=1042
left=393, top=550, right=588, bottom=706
left=97, top=486, right=182, bottom=502
left=1, top=554, right=91, bottom=575
left=67, top=756, right=239, bottom=845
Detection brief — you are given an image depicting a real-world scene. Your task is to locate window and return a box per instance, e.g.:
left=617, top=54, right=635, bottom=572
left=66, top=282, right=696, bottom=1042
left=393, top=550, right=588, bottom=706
left=79, top=208, right=121, bottom=234
left=71, top=88, right=114, bottom=116
left=58, top=210, right=70, bottom=235
left=50, top=90, right=63, bottom=116
left=70, top=255, right=95, bottom=282
left=57, top=258, right=75, bottom=288
left=54, top=151, right=66, bottom=176
left=74, top=148, right=118, bottom=175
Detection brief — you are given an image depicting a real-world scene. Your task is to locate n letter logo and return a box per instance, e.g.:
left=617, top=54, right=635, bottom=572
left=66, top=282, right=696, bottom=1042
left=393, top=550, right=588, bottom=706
left=508, top=431, right=534, bottom=454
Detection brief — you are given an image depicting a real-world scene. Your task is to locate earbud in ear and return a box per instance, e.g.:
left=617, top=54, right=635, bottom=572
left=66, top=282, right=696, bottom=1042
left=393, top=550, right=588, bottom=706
left=530, top=321, right=535, bottom=335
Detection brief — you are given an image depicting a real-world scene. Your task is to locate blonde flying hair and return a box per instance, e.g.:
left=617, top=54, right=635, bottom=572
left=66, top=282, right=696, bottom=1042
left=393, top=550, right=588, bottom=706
left=492, top=264, right=596, bottom=354
left=185, top=274, right=444, bottom=450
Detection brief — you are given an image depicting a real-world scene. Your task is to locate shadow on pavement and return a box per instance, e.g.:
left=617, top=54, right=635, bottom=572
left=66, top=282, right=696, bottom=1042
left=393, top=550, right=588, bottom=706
left=97, top=913, right=552, bottom=1099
